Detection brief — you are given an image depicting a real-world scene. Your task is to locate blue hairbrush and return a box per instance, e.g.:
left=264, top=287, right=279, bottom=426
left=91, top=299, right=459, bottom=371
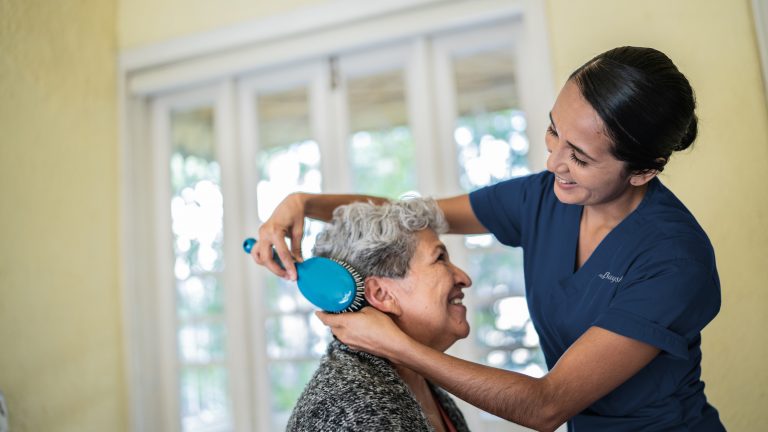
left=243, top=237, right=366, bottom=313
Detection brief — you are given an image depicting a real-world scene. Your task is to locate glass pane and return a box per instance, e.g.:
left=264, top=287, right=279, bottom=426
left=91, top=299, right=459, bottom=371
left=255, top=88, right=319, bottom=211
left=254, top=88, right=324, bottom=258
left=176, top=275, right=224, bottom=319
left=170, top=106, right=232, bottom=431
left=264, top=274, right=314, bottom=313
left=453, top=50, right=530, bottom=190
left=266, top=314, right=310, bottom=358
left=451, top=49, right=545, bottom=379
left=180, top=365, right=231, bottom=432
left=266, top=312, right=332, bottom=360
left=466, top=245, right=525, bottom=298
left=347, top=70, right=416, bottom=198
left=268, top=360, right=320, bottom=431
left=179, top=322, right=227, bottom=363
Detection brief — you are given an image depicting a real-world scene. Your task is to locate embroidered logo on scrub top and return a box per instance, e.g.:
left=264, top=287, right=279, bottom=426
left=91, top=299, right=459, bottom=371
left=598, top=272, right=623, bottom=283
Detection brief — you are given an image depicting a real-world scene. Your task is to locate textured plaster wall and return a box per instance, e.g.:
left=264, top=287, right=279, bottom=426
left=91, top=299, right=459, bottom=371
left=546, top=0, right=768, bottom=430
left=0, top=0, right=126, bottom=431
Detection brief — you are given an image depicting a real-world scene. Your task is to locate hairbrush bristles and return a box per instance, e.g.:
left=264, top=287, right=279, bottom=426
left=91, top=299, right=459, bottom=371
left=243, top=237, right=367, bottom=313
left=330, top=258, right=367, bottom=313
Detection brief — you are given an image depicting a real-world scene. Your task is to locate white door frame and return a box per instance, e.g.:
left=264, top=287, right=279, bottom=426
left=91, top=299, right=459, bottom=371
left=119, top=1, right=554, bottom=431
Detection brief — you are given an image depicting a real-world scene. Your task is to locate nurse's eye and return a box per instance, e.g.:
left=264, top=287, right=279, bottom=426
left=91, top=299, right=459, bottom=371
left=569, top=151, right=587, bottom=167
left=546, top=125, right=558, bottom=137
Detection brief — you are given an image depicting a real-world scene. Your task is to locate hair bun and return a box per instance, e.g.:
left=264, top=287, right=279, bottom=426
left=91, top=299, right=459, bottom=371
left=676, top=114, right=698, bottom=151
left=569, top=46, right=699, bottom=172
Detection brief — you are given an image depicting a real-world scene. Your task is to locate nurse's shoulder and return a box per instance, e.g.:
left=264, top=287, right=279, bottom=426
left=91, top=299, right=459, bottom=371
left=636, top=178, right=716, bottom=267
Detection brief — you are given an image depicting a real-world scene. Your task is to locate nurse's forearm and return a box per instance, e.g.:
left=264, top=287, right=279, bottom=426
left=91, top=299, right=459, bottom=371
left=299, top=193, right=487, bottom=234
left=299, top=193, right=389, bottom=221
left=389, top=326, right=660, bottom=431
left=393, top=337, right=566, bottom=431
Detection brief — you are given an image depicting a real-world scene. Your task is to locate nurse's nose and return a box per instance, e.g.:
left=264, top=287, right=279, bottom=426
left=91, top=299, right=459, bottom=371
left=546, top=139, right=569, bottom=173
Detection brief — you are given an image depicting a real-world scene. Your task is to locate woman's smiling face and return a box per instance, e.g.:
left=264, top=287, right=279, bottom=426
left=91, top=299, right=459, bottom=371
left=545, top=80, right=638, bottom=208
left=386, top=229, right=472, bottom=352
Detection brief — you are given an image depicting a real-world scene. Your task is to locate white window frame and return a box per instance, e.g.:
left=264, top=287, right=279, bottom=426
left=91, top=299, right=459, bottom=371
left=149, top=83, right=253, bottom=432
left=237, top=61, right=332, bottom=431
left=119, top=1, right=554, bottom=431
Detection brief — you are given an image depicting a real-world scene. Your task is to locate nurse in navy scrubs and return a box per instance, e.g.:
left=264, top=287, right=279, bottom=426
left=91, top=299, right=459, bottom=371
left=252, top=46, right=725, bottom=431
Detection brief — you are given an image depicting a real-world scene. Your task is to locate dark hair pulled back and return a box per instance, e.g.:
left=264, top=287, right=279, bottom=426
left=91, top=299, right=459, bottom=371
left=569, top=46, right=697, bottom=173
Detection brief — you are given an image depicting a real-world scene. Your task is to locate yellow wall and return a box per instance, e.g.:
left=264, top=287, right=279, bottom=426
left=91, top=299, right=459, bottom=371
left=546, top=0, right=768, bottom=429
left=1, top=0, right=764, bottom=431
left=0, top=1, right=126, bottom=432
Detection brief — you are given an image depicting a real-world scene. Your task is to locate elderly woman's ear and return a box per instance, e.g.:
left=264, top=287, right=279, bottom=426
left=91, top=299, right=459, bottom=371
left=364, top=277, right=402, bottom=316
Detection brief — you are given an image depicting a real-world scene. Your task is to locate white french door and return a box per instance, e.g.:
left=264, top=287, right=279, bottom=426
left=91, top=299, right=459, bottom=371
left=133, top=11, right=555, bottom=432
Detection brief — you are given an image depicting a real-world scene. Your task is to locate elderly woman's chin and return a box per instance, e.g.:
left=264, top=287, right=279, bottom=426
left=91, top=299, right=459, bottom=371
left=429, top=321, right=471, bottom=353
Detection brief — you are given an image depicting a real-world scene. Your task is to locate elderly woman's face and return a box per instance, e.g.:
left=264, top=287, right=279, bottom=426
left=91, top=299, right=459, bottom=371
left=390, top=229, right=472, bottom=352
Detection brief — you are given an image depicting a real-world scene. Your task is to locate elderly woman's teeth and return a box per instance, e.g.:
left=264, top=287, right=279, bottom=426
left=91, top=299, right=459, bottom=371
left=450, top=298, right=463, bottom=305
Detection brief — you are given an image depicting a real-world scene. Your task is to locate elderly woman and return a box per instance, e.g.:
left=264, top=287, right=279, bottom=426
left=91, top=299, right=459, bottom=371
left=287, top=198, right=472, bottom=432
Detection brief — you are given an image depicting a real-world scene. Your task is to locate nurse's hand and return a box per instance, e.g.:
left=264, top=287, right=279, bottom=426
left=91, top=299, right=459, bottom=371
left=252, top=193, right=307, bottom=281
left=316, top=307, right=411, bottom=362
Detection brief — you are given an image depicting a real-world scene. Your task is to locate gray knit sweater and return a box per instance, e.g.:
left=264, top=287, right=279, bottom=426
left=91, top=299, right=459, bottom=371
left=287, top=339, right=471, bottom=432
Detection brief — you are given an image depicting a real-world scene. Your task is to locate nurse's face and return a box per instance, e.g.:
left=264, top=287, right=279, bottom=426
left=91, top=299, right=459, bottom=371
left=545, top=80, right=639, bottom=208
left=387, top=229, right=472, bottom=352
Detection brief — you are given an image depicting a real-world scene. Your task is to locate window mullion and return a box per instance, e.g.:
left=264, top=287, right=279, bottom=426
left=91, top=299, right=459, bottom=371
left=407, top=37, right=442, bottom=196
left=235, top=76, right=272, bottom=432
left=318, top=57, right=351, bottom=193
left=430, top=35, right=463, bottom=197
left=151, top=97, right=183, bottom=432
left=215, top=79, right=253, bottom=432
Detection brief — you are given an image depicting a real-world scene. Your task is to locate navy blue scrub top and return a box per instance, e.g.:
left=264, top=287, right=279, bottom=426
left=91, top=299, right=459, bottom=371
left=469, top=171, right=724, bottom=431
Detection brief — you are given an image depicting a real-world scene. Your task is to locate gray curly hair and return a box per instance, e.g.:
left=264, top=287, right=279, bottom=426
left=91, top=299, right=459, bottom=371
left=312, top=198, right=448, bottom=279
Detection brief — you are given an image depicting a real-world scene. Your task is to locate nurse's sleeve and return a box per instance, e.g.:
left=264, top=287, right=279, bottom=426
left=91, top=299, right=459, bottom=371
left=469, top=173, right=544, bottom=247
left=592, top=256, right=721, bottom=360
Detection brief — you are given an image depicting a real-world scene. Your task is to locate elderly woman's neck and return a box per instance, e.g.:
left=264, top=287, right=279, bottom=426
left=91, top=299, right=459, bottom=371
left=395, top=364, right=436, bottom=405
left=394, top=365, right=447, bottom=431
left=395, top=364, right=426, bottom=388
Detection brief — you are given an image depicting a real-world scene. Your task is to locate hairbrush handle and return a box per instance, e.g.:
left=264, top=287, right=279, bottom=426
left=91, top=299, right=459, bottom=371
left=242, top=237, right=366, bottom=313
left=242, top=237, right=284, bottom=269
